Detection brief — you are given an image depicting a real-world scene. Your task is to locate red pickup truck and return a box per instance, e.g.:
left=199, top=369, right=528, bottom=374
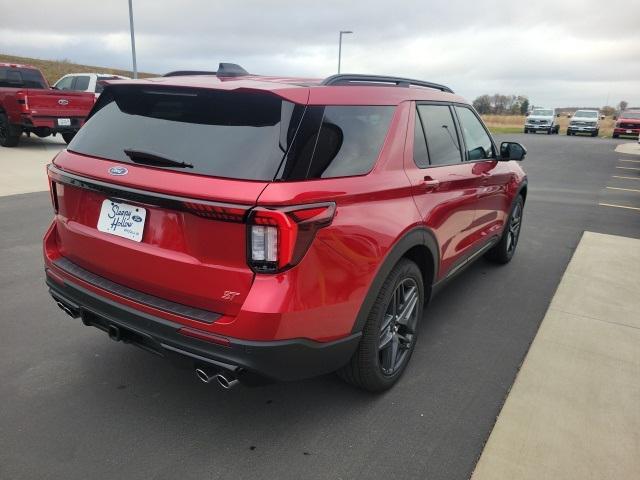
left=0, top=63, right=95, bottom=147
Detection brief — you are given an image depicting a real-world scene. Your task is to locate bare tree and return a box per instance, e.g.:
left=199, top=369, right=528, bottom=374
left=618, top=100, right=628, bottom=111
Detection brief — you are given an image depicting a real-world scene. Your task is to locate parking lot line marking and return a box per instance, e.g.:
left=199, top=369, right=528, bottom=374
left=612, top=176, right=640, bottom=181
left=599, top=203, right=640, bottom=211
left=616, top=166, right=640, bottom=171
left=606, top=186, right=640, bottom=194
left=619, top=159, right=640, bottom=163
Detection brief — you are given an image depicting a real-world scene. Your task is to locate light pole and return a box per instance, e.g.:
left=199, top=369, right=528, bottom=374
left=338, top=30, right=353, bottom=74
left=128, top=0, right=138, bottom=79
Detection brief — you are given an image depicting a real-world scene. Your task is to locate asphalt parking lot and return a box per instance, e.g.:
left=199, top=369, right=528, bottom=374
left=0, top=134, right=638, bottom=480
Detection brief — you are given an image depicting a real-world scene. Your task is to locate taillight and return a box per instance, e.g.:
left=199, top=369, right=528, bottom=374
left=16, top=91, right=29, bottom=112
left=182, top=201, right=247, bottom=222
left=247, top=202, right=336, bottom=273
left=48, top=166, right=59, bottom=213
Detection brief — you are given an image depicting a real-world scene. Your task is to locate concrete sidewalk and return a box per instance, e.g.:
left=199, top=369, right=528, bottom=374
left=0, top=135, right=65, bottom=197
left=472, top=231, right=640, bottom=480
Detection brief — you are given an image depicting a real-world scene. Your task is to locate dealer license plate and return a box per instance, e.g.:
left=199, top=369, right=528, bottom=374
left=97, top=199, right=146, bottom=242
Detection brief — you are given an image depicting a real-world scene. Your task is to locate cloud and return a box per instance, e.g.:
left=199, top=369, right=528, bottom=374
left=1, top=0, right=638, bottom=106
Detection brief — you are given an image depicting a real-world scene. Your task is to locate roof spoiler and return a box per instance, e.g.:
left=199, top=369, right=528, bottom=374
left=163, top=63, right=250, bottom=78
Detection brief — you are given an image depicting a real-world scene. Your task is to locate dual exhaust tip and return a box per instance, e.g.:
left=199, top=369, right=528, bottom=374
left=195, top=367, right=239, bottom=390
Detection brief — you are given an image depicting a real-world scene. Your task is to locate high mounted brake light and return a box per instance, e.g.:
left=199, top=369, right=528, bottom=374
left=247, top=203, right=336, bottom=273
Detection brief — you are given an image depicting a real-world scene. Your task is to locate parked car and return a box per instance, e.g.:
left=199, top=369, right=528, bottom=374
left=53, top=73, right=129, bottom=99
left=0, top=63, right=95, bottom=147
left=524, top=108, right=559, bottom=134
left=43, top=64, right=528, bottom=392
left=612, top=109, right=640, bottom=138
left=567, top=109, right=600, bottom=137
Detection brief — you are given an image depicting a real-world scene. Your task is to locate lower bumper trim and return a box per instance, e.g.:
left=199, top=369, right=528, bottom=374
left=46, top=272, right=360, bottom=382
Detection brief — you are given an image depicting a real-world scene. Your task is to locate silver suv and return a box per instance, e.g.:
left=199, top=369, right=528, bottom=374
left=567, top=110, right=600, bottom=137
left=524, top=108, right=559, bottom=134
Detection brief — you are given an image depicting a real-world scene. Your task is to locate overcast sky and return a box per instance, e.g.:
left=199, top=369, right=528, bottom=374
left=1, top=0, right=638, bottom=107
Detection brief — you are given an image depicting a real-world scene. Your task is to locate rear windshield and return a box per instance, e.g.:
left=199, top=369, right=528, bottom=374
left=620, top=111, right=640, bottom=120
left=69, top=86, right=394, bottom=181
left=0, top=67, right=47, bottom=88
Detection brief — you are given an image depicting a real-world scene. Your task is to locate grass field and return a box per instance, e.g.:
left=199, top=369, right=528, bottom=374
left=0, top=53, right=155, bottom=85
left=482, top=114, right=616, bottom=138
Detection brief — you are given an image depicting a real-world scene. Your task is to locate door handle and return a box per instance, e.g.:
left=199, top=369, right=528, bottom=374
left=421, top=176, right=440, bottom=191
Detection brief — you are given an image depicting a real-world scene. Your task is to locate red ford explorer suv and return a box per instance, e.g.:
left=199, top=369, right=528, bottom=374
left=44, top=63, right=527, bottom=391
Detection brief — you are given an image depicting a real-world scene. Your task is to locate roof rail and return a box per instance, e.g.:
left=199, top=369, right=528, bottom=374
left=163, top=63, right=250, bottom=78
left=321, top=74, right=454, bottom=93
left=163, top=70, right=216, bottom=77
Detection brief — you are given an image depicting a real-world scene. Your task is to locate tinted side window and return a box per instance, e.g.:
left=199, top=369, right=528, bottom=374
left=73, top=76, right=91, bottom=91
left=55, top=76, right=74, bottom=90
left=413, top=109, right=429, bottom=168
left=417, top=105, right=461, bottom=166
left=0, top=68, right=23, bottom=87
left=18, top=69, right=46, bottom=88
left=455, top=106, right=494, bottom=160
left=279, top=106, right=394, bottom=180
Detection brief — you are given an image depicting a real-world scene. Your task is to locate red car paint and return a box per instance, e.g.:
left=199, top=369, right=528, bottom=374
left=43, top=71, right=527, bottom=381
left=0, top=63, right=94, bottom=144
left=613, top=110, right=640, bottom=138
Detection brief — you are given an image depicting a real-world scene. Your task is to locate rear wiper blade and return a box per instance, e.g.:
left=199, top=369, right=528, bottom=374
left=123, top=148, right=193, bottom=169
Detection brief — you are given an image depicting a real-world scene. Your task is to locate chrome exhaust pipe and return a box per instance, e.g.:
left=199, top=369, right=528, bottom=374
left=195, top=367, right=217, bottom=384
left=56, top=301, right=79, bottom=318
left=214, top=373, right=239, bottom=390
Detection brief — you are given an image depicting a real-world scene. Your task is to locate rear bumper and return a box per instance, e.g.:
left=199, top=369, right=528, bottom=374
left=613, top=127, right=640, bottom=136
left=45, top=269, right=360, bottom=382
left=567, top=126, right=597, bottom=133
left=20, top=115, right=85, bottom=132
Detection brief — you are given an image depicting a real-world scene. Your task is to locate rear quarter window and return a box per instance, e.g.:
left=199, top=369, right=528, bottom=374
left=278, top=105, right=394, bottom=180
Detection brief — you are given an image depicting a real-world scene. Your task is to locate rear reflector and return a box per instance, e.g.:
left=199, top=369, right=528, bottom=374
left=178, top=327, right=231, bottom=347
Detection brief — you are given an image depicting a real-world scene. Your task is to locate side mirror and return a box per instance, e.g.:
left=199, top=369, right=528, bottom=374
left=567, top=114, right=572, bottom=118
left=500, top=142, right=526, bottom=161
left=556, top=113, right=561, bottom=117
left=525, top=112, right=529, bottom=117
left=600, top=115, right=605, bottom=120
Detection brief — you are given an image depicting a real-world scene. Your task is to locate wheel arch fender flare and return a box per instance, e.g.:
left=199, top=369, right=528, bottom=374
left=350, top=227, right=439, bottom=334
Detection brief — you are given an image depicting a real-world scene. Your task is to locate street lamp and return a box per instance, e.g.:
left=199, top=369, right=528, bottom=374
left=128, top=0, right=138, bottom=79
left=338, top=30, right=353, bottom=74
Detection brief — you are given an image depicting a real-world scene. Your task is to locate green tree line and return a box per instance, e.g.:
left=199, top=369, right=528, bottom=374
left=473, top=94, right=529, bottom=115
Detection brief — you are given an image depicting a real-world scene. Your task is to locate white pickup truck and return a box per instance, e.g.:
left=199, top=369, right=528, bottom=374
left=524, top=108, right=559, bottom=134
left=53, top=73, right=129, bottom=99
left=567, top=110, right=600, bottom=137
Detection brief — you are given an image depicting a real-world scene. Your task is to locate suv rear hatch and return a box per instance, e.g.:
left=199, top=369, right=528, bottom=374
left=48, top=84, right=309, bottom=317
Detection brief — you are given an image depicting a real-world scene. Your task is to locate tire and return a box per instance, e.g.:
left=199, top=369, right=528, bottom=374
left=612, top=133, right=619, bottom=138
left=592, top=129, right=599, bottom=137
left=547, top=128, right=552, bottom=135
left=485, top=195, right=524, bottom=264
left=0, top=113, right=21, bottom=147
left=555, top=126, right=560, bottom=134
left=566, top=131, right=571, bottom=136
left=338, top=258, right=424, bottom=392
left=62, top=132, right=76, bottom=144
left=524, top=129, right=528, bottom=134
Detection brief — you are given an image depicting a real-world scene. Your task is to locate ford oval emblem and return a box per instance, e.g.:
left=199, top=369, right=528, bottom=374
left=109, top=166, right=128, bottom=176
left=58, top=99, right=69, bottom=105
left=131, top=215, right=143, bottom=222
